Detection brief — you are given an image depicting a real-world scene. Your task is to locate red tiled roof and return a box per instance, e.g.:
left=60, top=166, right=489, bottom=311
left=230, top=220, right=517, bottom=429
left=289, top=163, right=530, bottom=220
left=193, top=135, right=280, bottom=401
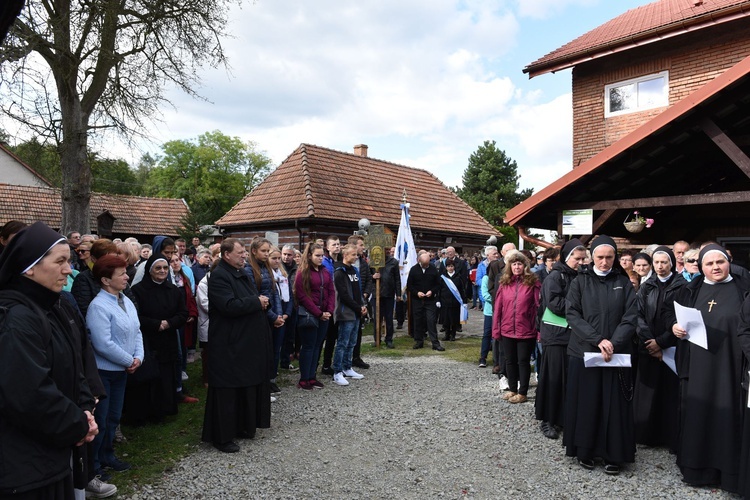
left=0, top=183, right=189, bottom=236
left=506, top=51, right=750, bottom=227
left=525, top=0, right=750, bottom=78
left=216, top=144, right=497, bottom=237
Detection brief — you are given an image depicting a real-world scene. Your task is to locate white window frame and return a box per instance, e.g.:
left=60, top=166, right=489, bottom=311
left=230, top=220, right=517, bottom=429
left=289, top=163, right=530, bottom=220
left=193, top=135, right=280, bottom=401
left=604, top=71, right=669, bottom=118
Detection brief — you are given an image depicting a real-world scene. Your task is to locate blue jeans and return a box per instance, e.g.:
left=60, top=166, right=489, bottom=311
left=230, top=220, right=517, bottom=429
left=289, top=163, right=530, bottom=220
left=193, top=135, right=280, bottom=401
left=472, top=284, right=479, bottom=307
left=481, top=314, right=493, bottom=361
left=333, top=320, right=360, bottom=373
left=92, top=370, right=127, bottom=471
left=298, top=319, right=329, bottom=381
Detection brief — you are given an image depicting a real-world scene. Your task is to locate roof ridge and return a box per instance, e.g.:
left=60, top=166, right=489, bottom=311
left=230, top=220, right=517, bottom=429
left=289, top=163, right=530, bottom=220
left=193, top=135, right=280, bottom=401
left=301, top=145, right=315, bottom=217
left=300, top=143, right=436, bottom=174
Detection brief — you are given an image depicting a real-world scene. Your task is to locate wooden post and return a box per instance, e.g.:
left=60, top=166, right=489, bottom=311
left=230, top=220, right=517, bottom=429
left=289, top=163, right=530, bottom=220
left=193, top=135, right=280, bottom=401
left=375, top=278, right=381, bottom=347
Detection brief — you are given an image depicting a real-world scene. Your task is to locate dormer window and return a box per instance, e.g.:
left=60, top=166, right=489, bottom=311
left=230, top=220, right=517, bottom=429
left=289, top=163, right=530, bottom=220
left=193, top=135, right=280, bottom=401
left=605, top=71, right=668, bottom=117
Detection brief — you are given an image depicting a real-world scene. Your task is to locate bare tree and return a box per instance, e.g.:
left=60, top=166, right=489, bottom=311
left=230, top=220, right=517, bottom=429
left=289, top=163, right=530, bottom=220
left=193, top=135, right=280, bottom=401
left=0, top=0, right=237, bottom=232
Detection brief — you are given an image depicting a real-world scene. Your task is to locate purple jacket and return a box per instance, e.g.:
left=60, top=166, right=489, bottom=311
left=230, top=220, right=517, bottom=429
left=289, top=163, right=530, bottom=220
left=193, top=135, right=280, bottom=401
left=492, top=275, right=540, bottom=340
left=294, top=265, right=335, bottom=318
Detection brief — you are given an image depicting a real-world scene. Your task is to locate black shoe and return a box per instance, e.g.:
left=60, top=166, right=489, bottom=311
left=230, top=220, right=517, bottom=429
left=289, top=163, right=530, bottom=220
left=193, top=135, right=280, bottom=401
left=396, top=324, right=403, bottom=330
left=321, top=366, right=334, bottom=376
left=442, top=335, right=450, bottom=341
left=603, top=463, right=620, bottom=475
left=541, top=421, right=559, bottom=440
left=578, top=458, right=595, bottom=470
left=215, top=441, right=240, bottom=453
left=352, top=358, right=370, bottom=369
left=432, top=345, right=445, bottom=352
left=439, top=327, right=445, bottom=332
left=413, top=343, right=424, bottom=349
left=386, top=341, right=394, bottom=349
left=450, top=335, right=456, bottom=341
left=269, top=382, right=281, bottom=394
left=456, top=326, right=463, bottom=332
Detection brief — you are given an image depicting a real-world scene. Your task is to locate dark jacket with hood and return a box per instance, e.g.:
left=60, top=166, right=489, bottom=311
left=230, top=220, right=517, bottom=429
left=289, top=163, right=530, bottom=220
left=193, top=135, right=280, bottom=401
left=538, top=260, right=578, bottom=346
left=636, top=272, right=687, bottom=352
left=566, top=267, right=638, bottom=359
left=0, top=279, right=94, bottom=494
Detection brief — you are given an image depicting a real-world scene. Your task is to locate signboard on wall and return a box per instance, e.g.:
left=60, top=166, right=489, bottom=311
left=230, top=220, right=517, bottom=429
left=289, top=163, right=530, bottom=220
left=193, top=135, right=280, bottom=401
left=562, top=209, right=593, bottom=235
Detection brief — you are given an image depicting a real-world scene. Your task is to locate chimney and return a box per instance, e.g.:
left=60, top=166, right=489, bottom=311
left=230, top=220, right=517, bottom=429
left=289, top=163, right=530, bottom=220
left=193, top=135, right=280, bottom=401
left=354, top=144, right=368, bottom=157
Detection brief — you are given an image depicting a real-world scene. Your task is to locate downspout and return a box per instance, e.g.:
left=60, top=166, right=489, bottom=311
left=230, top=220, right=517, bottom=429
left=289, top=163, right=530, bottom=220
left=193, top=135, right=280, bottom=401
left=295, top=219, right=303, bottom=249
left=518, top=226, right=554, bottom=249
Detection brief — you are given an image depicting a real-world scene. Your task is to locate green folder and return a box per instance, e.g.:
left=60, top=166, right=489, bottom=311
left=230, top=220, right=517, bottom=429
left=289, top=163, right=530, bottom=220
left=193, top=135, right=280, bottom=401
left=542, top=307, right=568, bottom=328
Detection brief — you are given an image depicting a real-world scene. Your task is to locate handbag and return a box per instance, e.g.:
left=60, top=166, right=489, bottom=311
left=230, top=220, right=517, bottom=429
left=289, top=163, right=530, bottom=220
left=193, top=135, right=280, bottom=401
left=297, top=304, right=319, bottom=329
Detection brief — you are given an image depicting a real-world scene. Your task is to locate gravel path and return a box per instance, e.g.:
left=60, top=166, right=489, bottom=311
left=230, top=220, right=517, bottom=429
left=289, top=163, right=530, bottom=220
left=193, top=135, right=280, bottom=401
left=126, top=338, right=736, bottom=499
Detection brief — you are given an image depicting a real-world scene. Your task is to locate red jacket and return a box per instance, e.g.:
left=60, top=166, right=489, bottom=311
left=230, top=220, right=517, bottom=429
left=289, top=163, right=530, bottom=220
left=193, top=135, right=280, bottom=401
left=491, top=275, right=540, bottom=340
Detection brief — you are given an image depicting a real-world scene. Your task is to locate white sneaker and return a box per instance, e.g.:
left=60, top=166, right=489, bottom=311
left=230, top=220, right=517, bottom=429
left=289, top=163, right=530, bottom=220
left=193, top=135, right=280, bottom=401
left=181, top=371, right=189, bottom=381
left=86, top=476, right=117, bottom=498
left=343, top=368, right=364, bottom=380
left=499, top=375, right=510, bottom=391
left=270, top=396, right=277, bottom=403
left=333, top=372, right=349, bottom=386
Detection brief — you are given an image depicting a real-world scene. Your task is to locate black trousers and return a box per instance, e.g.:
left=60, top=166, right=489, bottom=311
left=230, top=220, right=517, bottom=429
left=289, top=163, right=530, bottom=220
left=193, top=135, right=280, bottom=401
left=412, top=298, right=439, bottom=346
left=395, top=299, right=406, bottom=326
left=502, top=336, right=535, bottom=396
left=373, top=297, right=395, bottom=342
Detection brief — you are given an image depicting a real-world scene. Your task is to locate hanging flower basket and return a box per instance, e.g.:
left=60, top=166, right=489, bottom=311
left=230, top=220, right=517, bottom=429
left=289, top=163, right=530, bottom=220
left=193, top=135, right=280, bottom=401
left=623, top=210, right=653, bottom=233
left=624, top=221, right=646, bottom=233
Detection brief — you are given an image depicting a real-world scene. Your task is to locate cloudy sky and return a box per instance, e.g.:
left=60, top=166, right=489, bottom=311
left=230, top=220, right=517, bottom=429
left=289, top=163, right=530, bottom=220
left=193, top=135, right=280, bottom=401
left=125, top=0, right=653, bottom=194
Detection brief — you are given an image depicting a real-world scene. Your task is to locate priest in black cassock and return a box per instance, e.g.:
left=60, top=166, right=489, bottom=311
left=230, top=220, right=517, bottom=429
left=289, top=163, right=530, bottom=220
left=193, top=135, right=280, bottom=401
left=633, top=245, right=685, bottom=450
left=666, top=243, right=750, bottom=494
left=564, top=235, right=638, bottom=475
left=201, top=238, right=272, bottom=453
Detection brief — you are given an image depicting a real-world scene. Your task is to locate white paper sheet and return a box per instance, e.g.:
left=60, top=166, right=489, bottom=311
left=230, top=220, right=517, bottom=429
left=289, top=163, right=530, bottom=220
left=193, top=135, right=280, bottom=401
left=674, top=302, right=708, bottom=350
left=662, top=347, right=677, bottom=375
left=583, top=352, right=632, bottom=368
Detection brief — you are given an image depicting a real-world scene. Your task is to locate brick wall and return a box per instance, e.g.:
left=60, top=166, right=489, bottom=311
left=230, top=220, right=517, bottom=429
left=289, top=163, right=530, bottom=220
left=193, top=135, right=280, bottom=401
left=572, top=20, right=750, bottom=168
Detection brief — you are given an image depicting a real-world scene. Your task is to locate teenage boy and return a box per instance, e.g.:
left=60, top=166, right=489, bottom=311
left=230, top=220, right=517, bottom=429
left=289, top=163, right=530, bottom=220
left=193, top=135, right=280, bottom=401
left=332, top=244, right=368, bottom=386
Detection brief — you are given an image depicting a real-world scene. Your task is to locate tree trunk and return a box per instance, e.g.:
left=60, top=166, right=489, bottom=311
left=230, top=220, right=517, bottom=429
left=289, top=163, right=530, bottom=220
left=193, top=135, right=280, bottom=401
left=58, top=96, right=91, bottom=234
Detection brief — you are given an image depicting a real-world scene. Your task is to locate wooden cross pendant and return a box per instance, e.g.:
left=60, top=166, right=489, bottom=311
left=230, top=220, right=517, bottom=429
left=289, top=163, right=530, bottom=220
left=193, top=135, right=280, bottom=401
left=708, top=299, right=717, bottom=312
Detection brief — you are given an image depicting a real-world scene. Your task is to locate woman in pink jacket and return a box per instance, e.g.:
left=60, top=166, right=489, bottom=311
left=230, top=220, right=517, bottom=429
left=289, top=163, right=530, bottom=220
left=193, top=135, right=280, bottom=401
left=492, top=251, right=541, bottom=403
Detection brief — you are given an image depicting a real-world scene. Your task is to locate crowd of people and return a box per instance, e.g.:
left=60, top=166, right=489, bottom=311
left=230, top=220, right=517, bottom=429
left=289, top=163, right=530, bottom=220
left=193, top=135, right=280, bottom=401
left=3, top=218, right=750, bottom=498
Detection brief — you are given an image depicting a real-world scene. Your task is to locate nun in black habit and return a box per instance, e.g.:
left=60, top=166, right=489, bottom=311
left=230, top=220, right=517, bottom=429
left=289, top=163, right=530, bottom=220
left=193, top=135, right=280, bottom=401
left=666, top=244, right=750, bottom=494
left=127, top=254, right=187, bottom=424
left=564, top=235, right=638, bottom=475
left=0, top=222, right=97, bottom=499
left=633, top=246, right=686, bottom=450
left=534, top=238, right=586, bottom=440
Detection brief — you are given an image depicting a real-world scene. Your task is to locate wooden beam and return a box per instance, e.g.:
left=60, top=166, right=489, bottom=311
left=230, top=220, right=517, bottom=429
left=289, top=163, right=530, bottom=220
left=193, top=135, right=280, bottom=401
left=700, top=117, right=750, bottom=179
left=580, top=209, right=617, bottom=245
left=562, top=191, right=750, bottom=211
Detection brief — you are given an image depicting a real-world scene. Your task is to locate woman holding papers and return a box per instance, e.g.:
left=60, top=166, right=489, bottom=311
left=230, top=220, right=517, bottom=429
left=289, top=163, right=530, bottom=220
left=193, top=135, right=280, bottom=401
left=633, top=246, right=685, bottom=451
left=564, top=235, right=638, bottom=475
left=535, top=238, right=586, bottom=440
left=666, top=243, right=750, bottom=494
left=491, top=252, right=540, bottom=404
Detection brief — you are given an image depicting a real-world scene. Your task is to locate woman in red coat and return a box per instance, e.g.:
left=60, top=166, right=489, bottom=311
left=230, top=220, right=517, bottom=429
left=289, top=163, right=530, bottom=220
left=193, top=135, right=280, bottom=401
left=492, top=251, right=540, bottom=403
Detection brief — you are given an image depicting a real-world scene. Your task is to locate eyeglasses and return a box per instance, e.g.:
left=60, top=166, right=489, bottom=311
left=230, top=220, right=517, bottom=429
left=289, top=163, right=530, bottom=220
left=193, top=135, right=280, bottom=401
left=152, top=266, right=169, bottom=271
left=77, top=250, right=89, bottom=254
left=685, top=258, right=698, bottom=264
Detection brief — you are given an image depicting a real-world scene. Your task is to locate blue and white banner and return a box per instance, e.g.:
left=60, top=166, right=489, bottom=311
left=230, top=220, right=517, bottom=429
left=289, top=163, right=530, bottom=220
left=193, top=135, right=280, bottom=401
left=441, top=275, right=469, bottom=324
left=395, top=203, right=418, bottom=293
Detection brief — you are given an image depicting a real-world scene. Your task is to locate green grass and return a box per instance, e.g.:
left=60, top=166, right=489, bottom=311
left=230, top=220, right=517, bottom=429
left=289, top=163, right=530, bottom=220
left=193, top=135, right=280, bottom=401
left=110, top=360, right=207, bottom=496
left=109, top=331, right=484, bottom=494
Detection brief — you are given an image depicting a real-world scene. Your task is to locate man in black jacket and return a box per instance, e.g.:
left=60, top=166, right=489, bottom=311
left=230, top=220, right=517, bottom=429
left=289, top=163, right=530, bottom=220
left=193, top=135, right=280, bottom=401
left=406, top=251, right=444, bottom=351
left=373, top=247, right=401, bottom=348
left=348, top=235, right=373, bottom=368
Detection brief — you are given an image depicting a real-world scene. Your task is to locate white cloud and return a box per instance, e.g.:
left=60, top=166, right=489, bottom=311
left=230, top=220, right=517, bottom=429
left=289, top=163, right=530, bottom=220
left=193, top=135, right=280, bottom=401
left=515, top=0, right=600, bottom=19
